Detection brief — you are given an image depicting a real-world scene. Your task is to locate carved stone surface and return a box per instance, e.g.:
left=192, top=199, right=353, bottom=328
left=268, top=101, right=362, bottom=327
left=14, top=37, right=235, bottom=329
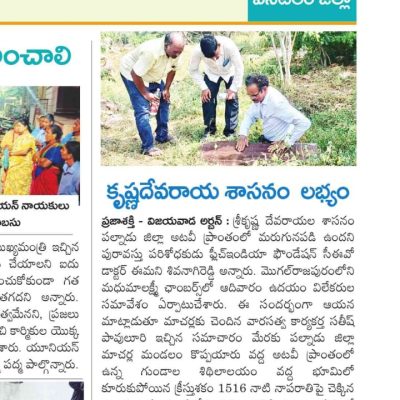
left=201, top=141, right=319, bottom=165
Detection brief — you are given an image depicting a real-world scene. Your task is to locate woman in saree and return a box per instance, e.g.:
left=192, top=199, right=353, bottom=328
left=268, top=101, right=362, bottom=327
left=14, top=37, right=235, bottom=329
left=30, top=124, right=64, bottom=195
left=1, top=118, right=35, bottom=195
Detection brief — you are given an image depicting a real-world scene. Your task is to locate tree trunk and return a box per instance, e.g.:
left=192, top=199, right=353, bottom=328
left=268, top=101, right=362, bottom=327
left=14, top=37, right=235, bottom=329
left=270, top=31, right=294, bottom=87
left=270, top=33, right=284, bottom=84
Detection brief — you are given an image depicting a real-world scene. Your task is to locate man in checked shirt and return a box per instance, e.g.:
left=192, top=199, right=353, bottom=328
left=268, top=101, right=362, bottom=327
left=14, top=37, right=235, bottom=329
left=236, top=74, right=311, bottom=154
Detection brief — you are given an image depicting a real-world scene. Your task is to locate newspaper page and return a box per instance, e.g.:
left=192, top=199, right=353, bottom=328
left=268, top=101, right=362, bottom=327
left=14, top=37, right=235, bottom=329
left=1, top=1, right=399, bottom=400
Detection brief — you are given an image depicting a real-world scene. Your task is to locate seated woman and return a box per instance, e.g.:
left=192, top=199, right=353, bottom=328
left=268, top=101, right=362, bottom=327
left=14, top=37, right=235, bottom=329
left=1, top=118, right=35, bottom=195
left=30, top=125, right=64, bottom=195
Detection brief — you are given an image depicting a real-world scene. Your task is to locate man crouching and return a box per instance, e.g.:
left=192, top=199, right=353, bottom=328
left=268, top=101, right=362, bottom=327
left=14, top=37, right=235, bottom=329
left=236, top=74, right=311, bottom=154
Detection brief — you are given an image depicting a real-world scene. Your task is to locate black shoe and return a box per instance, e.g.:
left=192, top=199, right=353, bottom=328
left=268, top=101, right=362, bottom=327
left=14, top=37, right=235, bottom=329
left=155, top=135, right=176, bottom=144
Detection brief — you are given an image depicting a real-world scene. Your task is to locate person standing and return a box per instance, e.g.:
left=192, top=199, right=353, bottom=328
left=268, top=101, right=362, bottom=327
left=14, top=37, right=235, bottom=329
left=58, top=141, right=80, bottom=195
left=61, top=118, right=80, bottom=144
left=120, top=32, right=185, bottom=156
left=30, top=125, right=64, bottom=195
left=31, top=115, right=46, bottom=150
left=1, top=118, right=35, bottom=195
left=189, top=34, right=244, bottom=138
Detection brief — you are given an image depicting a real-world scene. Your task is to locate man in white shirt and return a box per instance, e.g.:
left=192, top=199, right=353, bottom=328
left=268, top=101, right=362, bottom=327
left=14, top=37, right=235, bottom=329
left=120, top=32, right=185, bottom=156
left=236, top=74, right=311, bottom=153
left=189, top=35, right=244, bottom=138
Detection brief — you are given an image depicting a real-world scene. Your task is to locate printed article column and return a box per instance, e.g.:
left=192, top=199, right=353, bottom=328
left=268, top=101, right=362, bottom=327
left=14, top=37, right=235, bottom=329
left=0, top=28, right=91, bottom=400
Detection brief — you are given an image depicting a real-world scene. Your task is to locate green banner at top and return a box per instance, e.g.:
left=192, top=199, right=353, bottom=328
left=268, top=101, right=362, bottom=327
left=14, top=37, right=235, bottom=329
left=248, top=0, right=356, bottom=22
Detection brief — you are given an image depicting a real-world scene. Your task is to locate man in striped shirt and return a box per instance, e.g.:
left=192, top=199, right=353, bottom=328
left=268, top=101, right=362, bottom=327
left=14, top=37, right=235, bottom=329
left=236, top=74, right=311, bottom=153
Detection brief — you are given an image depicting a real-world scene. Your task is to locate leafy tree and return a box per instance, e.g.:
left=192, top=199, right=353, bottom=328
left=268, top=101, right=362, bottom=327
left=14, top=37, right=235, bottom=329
left=295, top=32, right=356, bottom=68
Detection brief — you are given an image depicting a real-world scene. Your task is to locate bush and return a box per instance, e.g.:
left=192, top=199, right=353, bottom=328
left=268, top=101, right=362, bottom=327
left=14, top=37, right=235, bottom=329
left=295, top=32, right=356, bottom=71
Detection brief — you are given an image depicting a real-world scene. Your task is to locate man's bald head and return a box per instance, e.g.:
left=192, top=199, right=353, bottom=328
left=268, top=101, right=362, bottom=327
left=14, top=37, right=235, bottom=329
left=164, top=32, right=185, bottom=58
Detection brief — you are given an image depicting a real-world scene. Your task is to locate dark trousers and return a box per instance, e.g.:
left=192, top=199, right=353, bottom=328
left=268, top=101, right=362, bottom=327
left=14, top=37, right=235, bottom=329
left=202, top=74, right=239, bottom=136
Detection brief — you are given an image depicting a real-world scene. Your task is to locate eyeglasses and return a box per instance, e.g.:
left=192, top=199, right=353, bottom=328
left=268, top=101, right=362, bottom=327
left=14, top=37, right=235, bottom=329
left=248, top=89, right=263, bottom=99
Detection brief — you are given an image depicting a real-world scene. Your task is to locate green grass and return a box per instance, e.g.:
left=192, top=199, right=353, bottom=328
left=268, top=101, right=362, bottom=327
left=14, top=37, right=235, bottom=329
left=101, top=33, right=356, bottom=166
